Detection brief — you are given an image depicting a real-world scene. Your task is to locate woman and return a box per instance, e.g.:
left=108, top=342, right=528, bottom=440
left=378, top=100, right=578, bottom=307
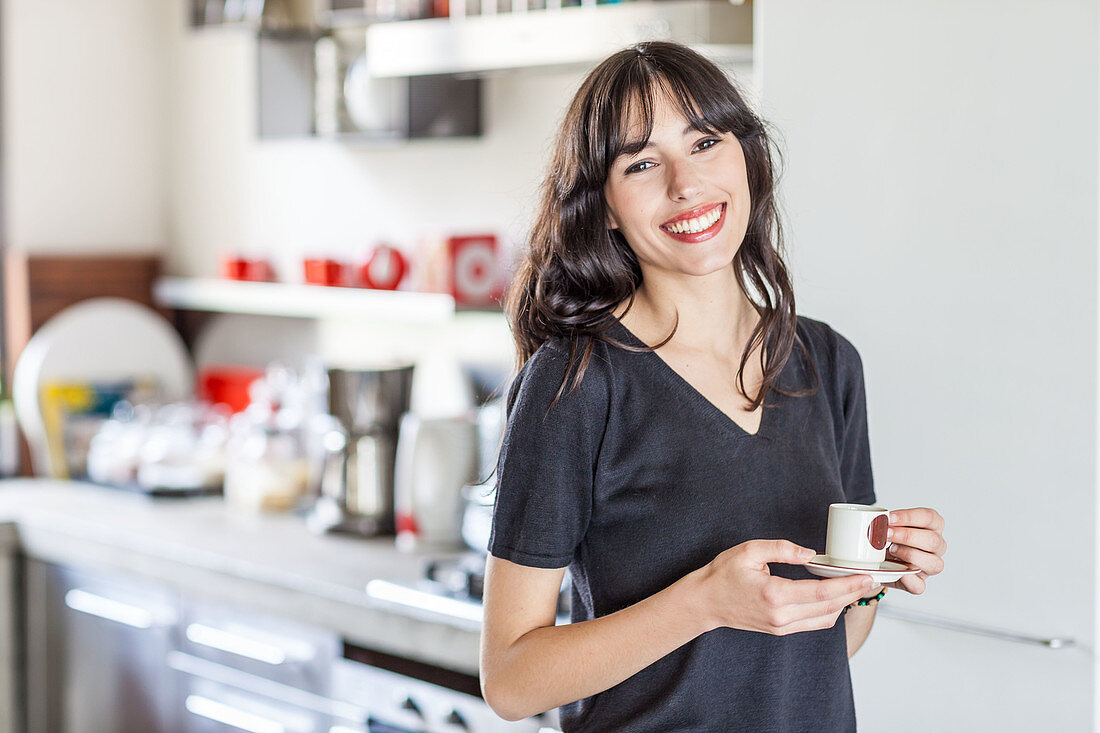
left=480, top=41, right=946, bottom=731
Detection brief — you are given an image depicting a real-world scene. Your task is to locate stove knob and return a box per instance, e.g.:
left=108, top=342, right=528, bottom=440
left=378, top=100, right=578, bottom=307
left=445, top=709, right=469, bottom=730
left=399, top=696, right=423, bottom=718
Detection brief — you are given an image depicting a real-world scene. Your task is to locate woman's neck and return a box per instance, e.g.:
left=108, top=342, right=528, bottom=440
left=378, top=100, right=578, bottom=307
left=614, top=267, right=760, bottom=358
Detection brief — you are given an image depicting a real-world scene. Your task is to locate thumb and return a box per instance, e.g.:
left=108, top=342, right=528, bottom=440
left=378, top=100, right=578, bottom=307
left=747, top=539, right=817, bottom=565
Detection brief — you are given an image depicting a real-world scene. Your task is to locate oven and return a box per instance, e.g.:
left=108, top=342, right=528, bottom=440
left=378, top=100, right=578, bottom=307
left=169, top=637, right=560, bottom=733
left=167, top=596, right=560, bottom=733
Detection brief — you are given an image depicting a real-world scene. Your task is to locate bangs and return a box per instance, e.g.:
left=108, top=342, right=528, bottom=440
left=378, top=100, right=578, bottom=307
left=598, top=66, right=730, bottom=176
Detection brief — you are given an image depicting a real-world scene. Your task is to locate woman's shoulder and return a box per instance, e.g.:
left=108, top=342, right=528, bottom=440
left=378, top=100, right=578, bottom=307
left=509, top=333, right=615, bottom=412
left=527, top=333, right=616, bottom=374
left=794, top=314, right=865, bottom=377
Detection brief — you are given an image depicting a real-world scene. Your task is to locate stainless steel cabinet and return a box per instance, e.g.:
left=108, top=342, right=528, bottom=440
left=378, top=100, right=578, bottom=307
left=167, top=597, right=342, bottom=733
left=23, top=559, right=555, bottom=732
left=176, top=598, right=338, bottom=694
left=24, top=559, right=181, bottom=733
left=176, top=674, right=332, bottom=733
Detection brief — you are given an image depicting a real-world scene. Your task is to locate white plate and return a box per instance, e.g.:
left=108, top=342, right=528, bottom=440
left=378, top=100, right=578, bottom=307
left=805, top=554, right=921, bottom=584
left=12, top=298, right=194, bottom=477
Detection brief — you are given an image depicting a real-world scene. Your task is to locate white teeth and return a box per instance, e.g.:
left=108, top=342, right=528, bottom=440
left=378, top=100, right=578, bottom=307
left=665, top=205, right=722, bottom=235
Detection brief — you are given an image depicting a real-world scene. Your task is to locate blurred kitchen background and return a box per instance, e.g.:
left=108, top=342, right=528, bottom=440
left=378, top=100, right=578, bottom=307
left=0, top=0, right=1095, bottom=731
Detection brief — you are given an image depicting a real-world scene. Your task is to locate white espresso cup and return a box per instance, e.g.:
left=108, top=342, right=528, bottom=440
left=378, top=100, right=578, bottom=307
left=825, top=503, right=890, bottom=568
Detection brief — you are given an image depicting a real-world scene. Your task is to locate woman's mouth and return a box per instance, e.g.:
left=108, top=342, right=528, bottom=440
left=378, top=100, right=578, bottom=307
left=659, top=203, right=726, bottom=243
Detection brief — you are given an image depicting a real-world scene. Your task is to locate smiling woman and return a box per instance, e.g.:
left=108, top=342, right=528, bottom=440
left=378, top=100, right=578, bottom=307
left=479, top=41, right=946, bottom=732
left=505, top=40, right=806, bottom=414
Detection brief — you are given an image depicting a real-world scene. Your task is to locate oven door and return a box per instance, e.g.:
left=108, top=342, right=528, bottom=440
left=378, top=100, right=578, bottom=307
left=331, top=651, right=560, bottom=733
left=180, top=681, right=326, bottom=733
left=170, top=651, right=337, bottom=733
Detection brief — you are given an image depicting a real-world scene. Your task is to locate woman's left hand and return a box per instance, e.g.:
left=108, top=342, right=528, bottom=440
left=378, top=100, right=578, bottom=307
left=882, top=507, right=947, bottom=595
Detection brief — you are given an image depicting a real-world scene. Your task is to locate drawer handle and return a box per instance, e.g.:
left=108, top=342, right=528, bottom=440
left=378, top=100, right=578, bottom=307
left=186, top=623, right=314, bottom=665
left=63, top=589, right=170, bottom=629
left=184, top=694, right=288, bottom=733
left=876, top=605, right=1077, bottom=649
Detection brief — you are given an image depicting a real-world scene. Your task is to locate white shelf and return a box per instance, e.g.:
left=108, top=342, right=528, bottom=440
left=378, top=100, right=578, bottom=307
left=153, top=277, right=457, bottom=324
left=365, top=0, right=752, bottom=78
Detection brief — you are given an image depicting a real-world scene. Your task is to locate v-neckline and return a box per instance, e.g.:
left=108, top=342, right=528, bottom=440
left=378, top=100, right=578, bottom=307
left=608, top=318, right=771, bottom=440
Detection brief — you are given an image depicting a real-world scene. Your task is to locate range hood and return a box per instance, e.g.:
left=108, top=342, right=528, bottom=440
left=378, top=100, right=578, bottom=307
left=364, top=0, right=752, bottom=78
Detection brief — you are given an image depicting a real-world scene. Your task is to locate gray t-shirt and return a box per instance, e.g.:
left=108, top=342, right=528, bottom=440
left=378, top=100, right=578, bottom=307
left=488, top=315, right=875, bottom=732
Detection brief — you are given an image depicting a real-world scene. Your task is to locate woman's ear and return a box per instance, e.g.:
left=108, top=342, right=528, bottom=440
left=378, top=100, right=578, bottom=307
left=606, top=210, right=620, bottom=231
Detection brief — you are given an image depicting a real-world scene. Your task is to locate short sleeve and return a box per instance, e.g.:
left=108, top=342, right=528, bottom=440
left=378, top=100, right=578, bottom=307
left=835, top=334, right=876, bottom=506
left=488, top=340, right=609, bottom=569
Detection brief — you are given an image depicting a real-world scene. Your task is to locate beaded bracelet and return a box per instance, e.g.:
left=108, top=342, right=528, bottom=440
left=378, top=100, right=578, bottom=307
left=846, top=587, right=887, bottom=611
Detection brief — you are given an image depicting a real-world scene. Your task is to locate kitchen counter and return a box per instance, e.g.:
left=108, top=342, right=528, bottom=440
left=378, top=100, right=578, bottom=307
left=0, top=478, right=483, bottom=675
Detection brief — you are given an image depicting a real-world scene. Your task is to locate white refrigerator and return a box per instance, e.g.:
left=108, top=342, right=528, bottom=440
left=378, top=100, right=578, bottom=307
left=755, top=1, right=1097, bottom=730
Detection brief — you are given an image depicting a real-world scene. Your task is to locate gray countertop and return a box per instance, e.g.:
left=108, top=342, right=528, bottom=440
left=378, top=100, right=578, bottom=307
left=0, top=479, right=483, bottom=675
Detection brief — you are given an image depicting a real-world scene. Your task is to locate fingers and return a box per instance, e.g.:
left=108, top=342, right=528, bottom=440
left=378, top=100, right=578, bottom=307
left=762, top=579, right=872, bottom=633
left=890, top=507, right=945, bottom=533
left=890, top=573, right=927, bottom=595
left=792, top=583, right=875, bottom=617
left=771, top=586, right=875, bottom=634
left=744, top=539, right=817, bottom=568
left=770, top=572, right=888, bottom=629
left=767, top=574, right=872, bottom=607
left=887, top=526, right=947, bottom=556
left=888, top=542, right=945, bottom=576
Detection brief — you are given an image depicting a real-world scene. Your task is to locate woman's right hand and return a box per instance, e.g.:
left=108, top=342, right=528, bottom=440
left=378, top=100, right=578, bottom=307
left=695, top=540, right=874, bottom=635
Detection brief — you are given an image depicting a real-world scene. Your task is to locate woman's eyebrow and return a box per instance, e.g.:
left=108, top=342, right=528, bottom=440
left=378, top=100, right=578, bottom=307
left=620, top=123, right=711, bottom=158
left=620, top=139, right=650, bottom=157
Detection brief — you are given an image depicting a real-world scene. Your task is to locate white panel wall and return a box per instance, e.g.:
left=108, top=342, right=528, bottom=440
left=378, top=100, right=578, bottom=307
left=165, top=21, right=254, bottom=274
left=164, top=19, right=592, bottom=281
left=162, top=9, right=755, bottom=279
left=0, top=0, right=172, bottom=252
left=756, top=1, right=1096, bottom=730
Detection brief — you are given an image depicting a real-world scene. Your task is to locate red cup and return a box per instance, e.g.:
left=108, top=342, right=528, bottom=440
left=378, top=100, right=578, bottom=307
left=303, top=258, right=347, bottom=287
left=221, top=256, right=250, bottom=280
left=224, top=256, right=274, bottom=282
left=244, top=259, right=273, bottom=282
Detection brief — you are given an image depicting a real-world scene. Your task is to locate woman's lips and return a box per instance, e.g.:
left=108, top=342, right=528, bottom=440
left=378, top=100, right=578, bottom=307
left=660, top=203, right=726, bottom=243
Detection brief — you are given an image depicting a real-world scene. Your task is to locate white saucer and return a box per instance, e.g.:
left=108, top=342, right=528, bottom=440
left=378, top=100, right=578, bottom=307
left=805, top=555, right=921, bottom=584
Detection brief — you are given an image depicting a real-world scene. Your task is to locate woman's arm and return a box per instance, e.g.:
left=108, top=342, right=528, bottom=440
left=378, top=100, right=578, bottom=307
left=479, top=555, right=712, bottom=722
left=844, top=601, right=878, bottom=658
left=480, top=541, right=876, bottom=722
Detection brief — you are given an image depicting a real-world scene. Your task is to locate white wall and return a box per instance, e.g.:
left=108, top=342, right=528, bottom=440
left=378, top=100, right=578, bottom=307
left=0, top=0, right=172, bottom=253
left=162, top=21, right=593, bottom=369
left=164, top=24, right=755, bottom=283
left=165, top=22, right=590, bottom=281
left=756, top=1, right=1097, bottom=730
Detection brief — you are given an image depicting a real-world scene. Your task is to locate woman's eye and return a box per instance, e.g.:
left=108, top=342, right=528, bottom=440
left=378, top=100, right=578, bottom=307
left=694, top=138, right=720, bottom=152
left=625, top=160, right=655, bottom=174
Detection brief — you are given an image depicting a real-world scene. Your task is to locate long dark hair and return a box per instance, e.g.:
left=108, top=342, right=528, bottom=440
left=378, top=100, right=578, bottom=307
left=505, top=41, right=818, bottom=411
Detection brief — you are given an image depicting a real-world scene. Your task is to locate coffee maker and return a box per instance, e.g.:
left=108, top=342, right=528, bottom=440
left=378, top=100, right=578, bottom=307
left=307, top=365, right=415, bottom=536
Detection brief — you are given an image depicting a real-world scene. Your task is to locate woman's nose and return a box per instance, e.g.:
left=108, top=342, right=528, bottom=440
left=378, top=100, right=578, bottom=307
left=666, top=158, right=703, bottom=201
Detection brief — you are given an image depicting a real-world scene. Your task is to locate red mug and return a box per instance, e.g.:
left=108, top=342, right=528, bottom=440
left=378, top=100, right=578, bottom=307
left=222, top=256, right=274, bottom=282
left=358, top=245, right=408, bottom=290
left=245, top=259, right=273, bottom=282
left=221, top=256, right=249, bottom=280
left=303, top=258, right=348, bottom=287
